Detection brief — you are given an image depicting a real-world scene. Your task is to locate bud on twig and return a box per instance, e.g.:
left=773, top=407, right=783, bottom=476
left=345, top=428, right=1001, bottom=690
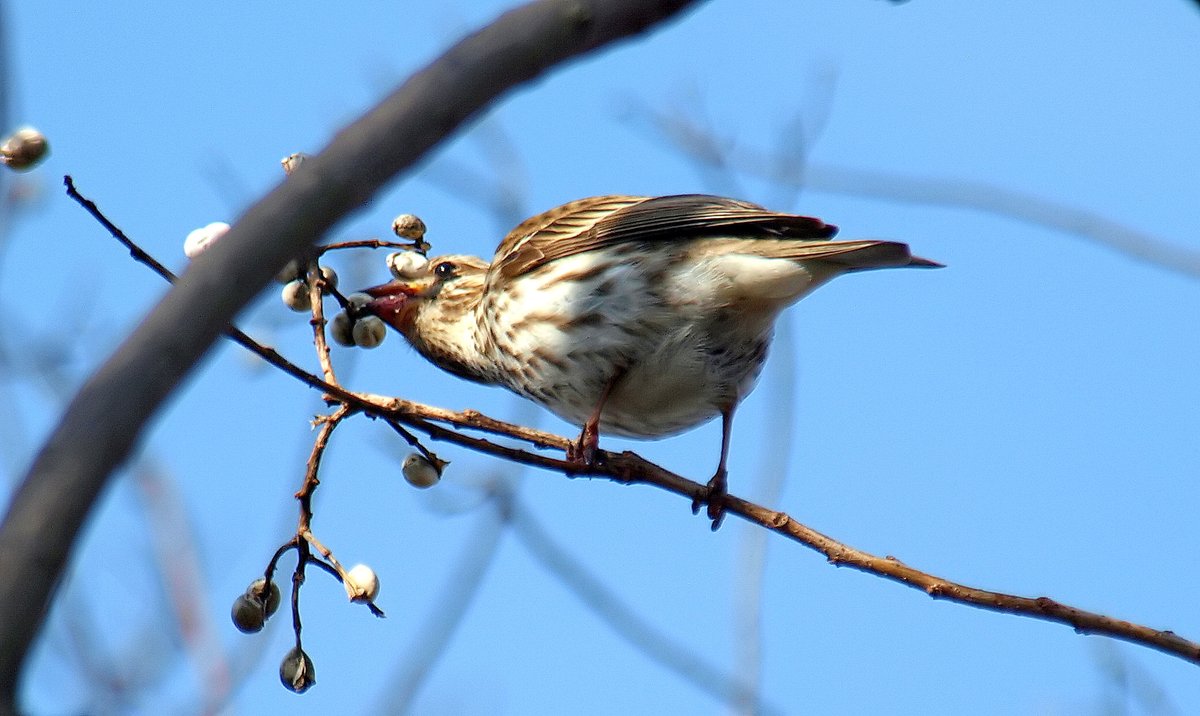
left=231, top=594, right=267, bottom=633
left=387, top=250, right=429, bottom=279
left=351, top=316, right=387, bottom=348
left=249, top=577, right=282, bottom=618
left=316, top=265, right=339, bottom=292
left=281, top=152, right=309, bottom=175
left=1, top=127, right=49, bottom=171
left=279, top=646, right=316, bottom=693
left=402, top=453, right=441, bottom=488
left=391, top=214, right=426, bottom=240
left=281, top=281, right=312, bottom=312
left=344, top=563, right=380, bottom=603
left=183, top=221, right=231, bottom=259
left=330, top=312, right=355, bottom=347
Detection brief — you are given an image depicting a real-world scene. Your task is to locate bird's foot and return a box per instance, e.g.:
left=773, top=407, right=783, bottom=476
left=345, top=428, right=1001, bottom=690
left=691, top=468, right=729, bottom=531
left=566, top=422, right=602, bottom=469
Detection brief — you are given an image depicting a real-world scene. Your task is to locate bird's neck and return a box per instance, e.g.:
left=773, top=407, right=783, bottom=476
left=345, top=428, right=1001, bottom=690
left=410, top=281, right=496, bottom=385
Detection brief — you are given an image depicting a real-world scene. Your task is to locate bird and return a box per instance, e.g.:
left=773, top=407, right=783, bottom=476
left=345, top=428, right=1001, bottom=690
left=362, top=194, right=940, bottom=527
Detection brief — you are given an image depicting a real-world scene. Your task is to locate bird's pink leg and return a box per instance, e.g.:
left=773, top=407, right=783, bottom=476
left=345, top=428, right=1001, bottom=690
left=693, top=405, right=734, bottom=530
left=567, top=375, right=620, bottom=467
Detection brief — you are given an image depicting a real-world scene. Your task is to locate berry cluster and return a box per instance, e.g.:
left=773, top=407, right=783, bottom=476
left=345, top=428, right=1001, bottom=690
left=178, top=152, right=450, bottom=694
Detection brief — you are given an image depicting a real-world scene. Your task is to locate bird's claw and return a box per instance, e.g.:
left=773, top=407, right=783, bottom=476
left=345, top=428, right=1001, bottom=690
left=566, top=423, right=602, bottom=469
left=692, top=469, right=729, bottom=530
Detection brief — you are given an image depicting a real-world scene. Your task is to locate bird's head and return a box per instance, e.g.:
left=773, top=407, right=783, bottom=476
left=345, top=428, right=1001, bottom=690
left=361, top=253, right=491, bottom=379
left=363, top=253, right=488, bottom=334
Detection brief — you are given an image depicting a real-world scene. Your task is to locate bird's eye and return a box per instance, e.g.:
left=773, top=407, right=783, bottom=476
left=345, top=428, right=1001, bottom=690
left=433, top=261, right=456, bottom=280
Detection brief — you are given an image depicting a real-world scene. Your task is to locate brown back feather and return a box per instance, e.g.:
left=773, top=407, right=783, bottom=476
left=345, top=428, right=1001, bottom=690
left=492, top=194, right=840, bottom=279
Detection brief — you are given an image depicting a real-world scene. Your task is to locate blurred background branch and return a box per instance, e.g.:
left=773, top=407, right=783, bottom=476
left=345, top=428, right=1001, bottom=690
left=633, top=103, right=1200, bottom=279
left=0, top=1, right=705, bottom=709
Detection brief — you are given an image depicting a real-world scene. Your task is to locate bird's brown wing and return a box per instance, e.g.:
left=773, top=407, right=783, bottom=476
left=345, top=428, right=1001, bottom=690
left=492, top=194, right=840, bottom=279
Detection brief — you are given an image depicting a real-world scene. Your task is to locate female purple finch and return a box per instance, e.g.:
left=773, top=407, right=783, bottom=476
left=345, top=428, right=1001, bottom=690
left=363, top=194, right=939, bottom=526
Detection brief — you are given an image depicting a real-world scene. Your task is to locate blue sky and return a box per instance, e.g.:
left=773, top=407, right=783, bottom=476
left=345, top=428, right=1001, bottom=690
left=2, top=1, right=1199, bottom=713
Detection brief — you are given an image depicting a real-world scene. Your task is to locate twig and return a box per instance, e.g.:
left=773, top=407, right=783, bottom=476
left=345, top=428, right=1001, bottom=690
left=284, top=407, right=352, bottom=649
left=64, top=183, right=1200, bottom=670
left=319, top=239, right=422, bottom=254
left=508, top=495, right=783, bottom=716
left=305, top=260, right=338, bottom=384
left=65, top=175, right=349, bottom=398
left=296, top=407, right=350, bottom=528
left=383, top=418, right=449, bottom=473
left=290, top=407, right=386, bottom=618
left=300, top=530, right=385, bottom=618
left=728, top=495, right=1200, bottom=666
left=64, top=176, right=180, bottom=281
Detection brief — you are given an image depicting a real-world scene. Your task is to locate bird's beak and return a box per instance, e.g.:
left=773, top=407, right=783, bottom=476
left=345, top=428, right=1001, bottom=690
left=362, top=280, right=423, bottom=331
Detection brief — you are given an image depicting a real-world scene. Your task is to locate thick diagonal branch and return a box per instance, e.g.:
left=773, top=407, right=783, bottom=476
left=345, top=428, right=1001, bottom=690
left=0, top=1, right=701, bottom=705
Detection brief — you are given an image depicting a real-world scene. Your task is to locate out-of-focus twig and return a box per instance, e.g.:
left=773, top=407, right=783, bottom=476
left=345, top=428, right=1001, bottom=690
left=636, top=105, right=1200, bottom=278
left=132, top=463, right=232, bottom=712
left=2, top=313, right=234, bottom=712
left=509, top=496, right=784, bottom=716
left=378, top=486, right=508, bottom=714
left=421, top=119, right=530, bottom=234
left=733, top=316, right=798, bottom=716
left=1092, top=641, right=1182, bottom=716
left=802, top=163, right=1200, bottom=277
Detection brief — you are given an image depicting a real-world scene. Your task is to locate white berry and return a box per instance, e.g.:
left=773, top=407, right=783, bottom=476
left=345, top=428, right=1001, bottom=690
left=281, top=280, right=312, bottom=312
left=183, top=221, right=230, bottom=259
left=330, top=312, right=355, bottom=347
left=391, top=214, right=426, bottom=240
left=346, top=292, right=372, bottom=309
left=317, top=265, right=338, bottom=292
left=280, top=152, right=308, bottom=175
left=344, top=563, right=380, bottom=603
left=275, top=259, right=302, bottom=284
left=352, top=315, right=386, bottom=348
left=387, top=251, right=428, bottom=279
left=402, top=453, right=441, bottom=488
left=1, top=127, right=49, bottom=171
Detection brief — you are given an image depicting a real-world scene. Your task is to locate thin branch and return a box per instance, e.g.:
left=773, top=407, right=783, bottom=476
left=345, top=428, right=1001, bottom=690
left=729, top=496, right=1200, bottom=666
left=61, top=185, right=1200, bottom=673
left=364, top=405, right=1200, bottom=666
left=295, top=407, right=351, bottom=530
left=318, top=238, right=421, bottom=254
left=305, top=260, right=338, bottom=385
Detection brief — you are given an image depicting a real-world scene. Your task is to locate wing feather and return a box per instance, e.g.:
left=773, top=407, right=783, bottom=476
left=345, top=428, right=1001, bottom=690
left=492, top=194, right=839, bottom=279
